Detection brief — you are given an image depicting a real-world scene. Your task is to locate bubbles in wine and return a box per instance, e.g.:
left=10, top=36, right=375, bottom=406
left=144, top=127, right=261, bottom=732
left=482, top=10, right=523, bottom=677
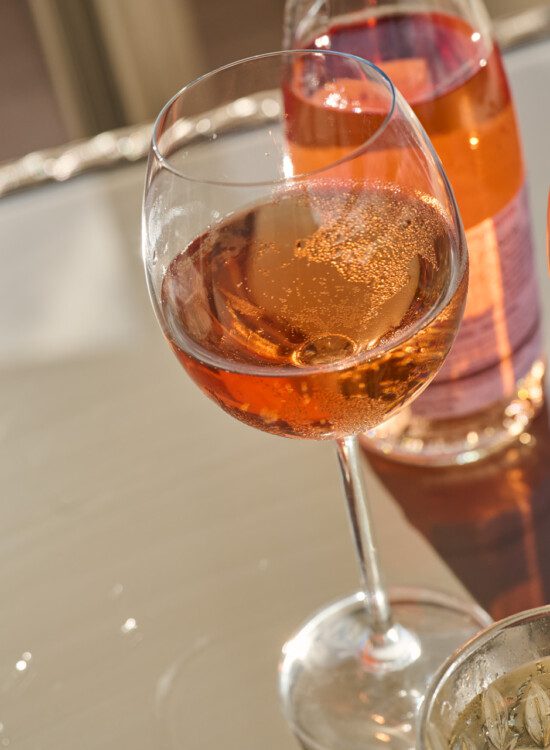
left=160, top=184, right=464, bottom=439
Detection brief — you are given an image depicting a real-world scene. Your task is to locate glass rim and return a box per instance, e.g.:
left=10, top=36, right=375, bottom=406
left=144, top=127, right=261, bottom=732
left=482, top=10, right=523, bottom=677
left=418, top=604, right=550, bottom=750
left=147, top=49, right=468, bottom=380
left=150, top=48, right=397, bottom=188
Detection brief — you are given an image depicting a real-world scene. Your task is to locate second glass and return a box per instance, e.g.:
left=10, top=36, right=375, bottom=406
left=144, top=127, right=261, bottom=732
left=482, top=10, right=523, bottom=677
left=142, top=50, right=489, bottom=750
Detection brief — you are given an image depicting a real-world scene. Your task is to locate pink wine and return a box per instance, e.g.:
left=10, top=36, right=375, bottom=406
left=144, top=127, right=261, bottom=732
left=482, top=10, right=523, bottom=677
left=161, top=185, right=466, bottom=440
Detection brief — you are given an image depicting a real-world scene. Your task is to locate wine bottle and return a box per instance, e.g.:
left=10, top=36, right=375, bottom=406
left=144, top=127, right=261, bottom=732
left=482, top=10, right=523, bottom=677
left=284, top=0, right=545, bottom=465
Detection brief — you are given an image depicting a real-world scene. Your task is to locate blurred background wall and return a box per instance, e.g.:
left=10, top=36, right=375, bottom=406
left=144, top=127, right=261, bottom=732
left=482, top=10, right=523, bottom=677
left=0, top=0, right=548, bottom=163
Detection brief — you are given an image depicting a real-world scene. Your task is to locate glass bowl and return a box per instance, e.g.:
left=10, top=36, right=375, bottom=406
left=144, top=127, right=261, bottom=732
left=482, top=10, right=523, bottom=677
left=418, top=605, right=550, bottom=750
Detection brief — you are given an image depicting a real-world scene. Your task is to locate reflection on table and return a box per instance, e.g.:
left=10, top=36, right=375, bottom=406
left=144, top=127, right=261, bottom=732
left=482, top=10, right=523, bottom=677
left=367, top=402, right=550, bottom=621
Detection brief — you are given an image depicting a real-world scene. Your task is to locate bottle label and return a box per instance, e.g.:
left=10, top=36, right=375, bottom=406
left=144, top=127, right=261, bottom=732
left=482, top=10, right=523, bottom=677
left=413, top=183, right=542, bottom=419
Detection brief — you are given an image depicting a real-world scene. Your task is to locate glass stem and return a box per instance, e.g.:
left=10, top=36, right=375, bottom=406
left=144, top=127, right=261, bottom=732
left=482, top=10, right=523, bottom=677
left=336, top=435, right=393, bottom=643
left=336, top=436, right=422, bottom=670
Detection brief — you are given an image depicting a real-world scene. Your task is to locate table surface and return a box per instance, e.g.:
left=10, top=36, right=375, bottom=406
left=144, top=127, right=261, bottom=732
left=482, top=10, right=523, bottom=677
left=2, top=39, right=550, bottom=750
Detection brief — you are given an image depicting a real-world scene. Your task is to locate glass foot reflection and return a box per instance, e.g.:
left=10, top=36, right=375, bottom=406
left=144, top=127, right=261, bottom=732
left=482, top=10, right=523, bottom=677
left=279, top=587, right=491, bottom=750
left=155, top=631, right=297, bottom=750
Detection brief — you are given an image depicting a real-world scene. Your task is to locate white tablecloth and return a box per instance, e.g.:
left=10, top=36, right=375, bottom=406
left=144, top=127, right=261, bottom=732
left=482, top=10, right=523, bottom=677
left=0, top=38, right=549, bottom=750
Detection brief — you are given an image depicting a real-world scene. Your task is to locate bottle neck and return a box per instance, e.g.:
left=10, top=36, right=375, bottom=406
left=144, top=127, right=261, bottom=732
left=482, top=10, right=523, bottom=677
left=285, top=0, right=494, bottom=60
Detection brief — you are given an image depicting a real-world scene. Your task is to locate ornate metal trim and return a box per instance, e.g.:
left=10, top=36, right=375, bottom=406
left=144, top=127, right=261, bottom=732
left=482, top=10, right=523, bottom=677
left=1, top=8, right=549, bottom=199
left=0, top=124, right=152, bottom=198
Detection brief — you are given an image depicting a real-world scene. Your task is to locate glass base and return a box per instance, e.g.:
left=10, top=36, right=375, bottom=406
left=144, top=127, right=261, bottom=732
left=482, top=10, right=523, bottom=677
left=279, top=587, right=492, bottom=750
left=154, top=630, right=297, bottom=750
left=361, top=360, right=545, bottom=467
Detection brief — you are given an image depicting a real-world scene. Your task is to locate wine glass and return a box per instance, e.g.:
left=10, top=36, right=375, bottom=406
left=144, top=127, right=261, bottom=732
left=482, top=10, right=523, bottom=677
left=142, top=50, right=490, bottom=750
left=419, top=605, right=550, bottom=750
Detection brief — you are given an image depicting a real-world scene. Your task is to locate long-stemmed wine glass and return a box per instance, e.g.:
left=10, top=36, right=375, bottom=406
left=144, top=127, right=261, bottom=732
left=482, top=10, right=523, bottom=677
left=142, top=50, right=490, bottom=750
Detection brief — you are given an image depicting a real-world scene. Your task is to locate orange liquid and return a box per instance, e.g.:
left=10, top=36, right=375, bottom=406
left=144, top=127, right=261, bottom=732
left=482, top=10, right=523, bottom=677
left=299, top=11, right=523, bottom=229
left=293, top=11, right=541, bottom=420
left=161, top=186, right=466, bottom=440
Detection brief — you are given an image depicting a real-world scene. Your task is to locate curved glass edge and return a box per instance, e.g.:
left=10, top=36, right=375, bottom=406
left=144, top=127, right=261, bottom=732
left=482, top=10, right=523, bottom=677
left=418, top=604, right=550, bottom=750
